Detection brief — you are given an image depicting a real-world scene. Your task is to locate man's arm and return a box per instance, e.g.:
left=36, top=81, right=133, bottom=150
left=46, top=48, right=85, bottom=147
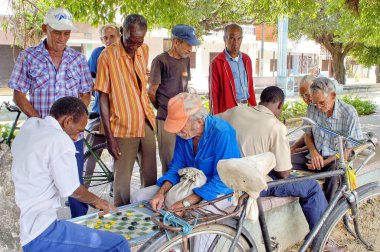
left=290, top=134, right=307, bottom=154
left=80, top=92, right=91, bottom=107
left=13, top=90, right=40, bottom=118
left=147, top=83, right=159, bottom=109
left=71, top=185, right=117, bottom=214
left=304, top=132, right=324, bottom=170
left=150, top=181, right=173, bottom=211
left=99, top=91, right=120, bottom=159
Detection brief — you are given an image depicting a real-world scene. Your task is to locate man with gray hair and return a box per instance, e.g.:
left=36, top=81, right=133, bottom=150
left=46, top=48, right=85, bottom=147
left=209, top=23, right=257, bottom=114
left=148, top=24, right=200, bottom=174
left=292, top=77, right=363, bottom=202
left=131, top=92, right=240, bottom=210
left=290, top=75, right=315, bottom=154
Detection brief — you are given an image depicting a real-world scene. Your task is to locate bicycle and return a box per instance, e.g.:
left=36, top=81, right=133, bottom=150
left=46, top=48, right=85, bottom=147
left=0, top=101, right=22, bottom=146
left=138, top=117, right=379, bottom=252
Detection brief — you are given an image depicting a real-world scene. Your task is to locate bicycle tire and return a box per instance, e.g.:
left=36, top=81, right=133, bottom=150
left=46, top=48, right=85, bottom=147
left=138, top=218, right=257, bottom=252
left=83, top=143, right=114, bottom=202
left=311, top=182, right=380, bottom=252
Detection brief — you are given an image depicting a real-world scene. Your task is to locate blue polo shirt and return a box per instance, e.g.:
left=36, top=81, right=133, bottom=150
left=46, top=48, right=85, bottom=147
left=157, top=115, right=240, bottom=201
left=224, top=49, right=249, bottom=101
left=88, top=46, right=105, bottom=114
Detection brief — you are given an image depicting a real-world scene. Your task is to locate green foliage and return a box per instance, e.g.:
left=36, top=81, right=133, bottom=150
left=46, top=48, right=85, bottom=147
left=280, top=99, right=308, bottom=122
left=340, top=95, right=377, bottom=116
left=0, top=123, right=17, bottom=143
left=349, top=44, right=380, bottom=67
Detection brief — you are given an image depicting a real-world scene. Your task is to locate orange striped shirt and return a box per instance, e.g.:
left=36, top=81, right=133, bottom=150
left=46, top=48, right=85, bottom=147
left=94, top=42, right=155, bottom=137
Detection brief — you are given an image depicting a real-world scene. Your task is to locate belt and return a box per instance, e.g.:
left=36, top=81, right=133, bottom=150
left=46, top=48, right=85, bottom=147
left=236, top=99, right=248, bottom=106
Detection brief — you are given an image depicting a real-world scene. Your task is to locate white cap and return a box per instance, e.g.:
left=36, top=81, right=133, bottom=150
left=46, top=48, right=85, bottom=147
left=43, top=8, right=77, bottom=31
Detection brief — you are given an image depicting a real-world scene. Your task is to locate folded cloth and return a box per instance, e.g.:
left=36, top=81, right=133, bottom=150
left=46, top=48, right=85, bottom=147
left=165, top=168, right=207, bottom=208
left=217, top=152, right=276, bottom=221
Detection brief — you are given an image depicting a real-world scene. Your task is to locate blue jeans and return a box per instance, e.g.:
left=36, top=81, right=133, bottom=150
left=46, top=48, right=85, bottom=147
left=68, top=139, right=89, bottom=217
left=23, top=220, right=130, bottom=252
left=260, top=173, right=328, bottom=230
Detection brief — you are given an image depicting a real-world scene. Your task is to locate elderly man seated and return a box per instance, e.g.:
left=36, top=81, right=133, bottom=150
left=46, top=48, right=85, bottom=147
left=131, top=92, right=241, bottom=210
left=292, top=77, right=363, bottom=203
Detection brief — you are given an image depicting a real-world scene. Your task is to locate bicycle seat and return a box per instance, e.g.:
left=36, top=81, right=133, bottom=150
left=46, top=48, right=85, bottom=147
left=217, top=152, right=276, bottom=198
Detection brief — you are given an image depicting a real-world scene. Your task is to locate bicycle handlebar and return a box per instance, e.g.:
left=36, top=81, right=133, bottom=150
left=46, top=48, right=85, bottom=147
left=2, top=102, right=21, bottom=113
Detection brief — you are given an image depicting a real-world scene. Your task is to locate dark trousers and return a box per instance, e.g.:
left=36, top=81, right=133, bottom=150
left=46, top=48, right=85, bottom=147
left=292, top=152, right=339, bottom=203
left=68, top=139, right=89, bottom=218
left=260, top=173, right=328, bottom=230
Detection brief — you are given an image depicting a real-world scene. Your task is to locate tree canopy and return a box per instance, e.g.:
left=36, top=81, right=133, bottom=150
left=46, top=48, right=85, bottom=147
left=3, top=0, right=380, bottom=83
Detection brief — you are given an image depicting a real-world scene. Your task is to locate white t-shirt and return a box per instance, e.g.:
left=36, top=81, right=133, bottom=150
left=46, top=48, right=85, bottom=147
left=11, top=116, right=80, bottom=246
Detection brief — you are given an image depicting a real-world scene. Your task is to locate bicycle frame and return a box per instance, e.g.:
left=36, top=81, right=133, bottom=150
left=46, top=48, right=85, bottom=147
left=256, top=117, right=377, bottom=252
left=0, top=102, right=22, bottom=146
left=83, top=131, right=113, bottom=184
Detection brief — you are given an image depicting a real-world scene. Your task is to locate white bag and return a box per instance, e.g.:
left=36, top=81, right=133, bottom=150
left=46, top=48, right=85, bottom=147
left=165, top=167, right=207, bottom=208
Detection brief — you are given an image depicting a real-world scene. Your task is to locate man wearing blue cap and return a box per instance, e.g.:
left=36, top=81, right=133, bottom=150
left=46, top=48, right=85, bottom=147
left=148, top=24, right=200, bottom=174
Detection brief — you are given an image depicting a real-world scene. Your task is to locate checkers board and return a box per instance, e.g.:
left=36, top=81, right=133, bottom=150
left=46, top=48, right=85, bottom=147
left=69, top=201, right=159, bottom=246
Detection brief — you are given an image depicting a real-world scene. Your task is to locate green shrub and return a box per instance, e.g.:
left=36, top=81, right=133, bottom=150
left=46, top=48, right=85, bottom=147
left=280, top=95, right=377, bottom=122
left=340, top=95, right=377, bottom=116
left=280, top=98, right=308, bottom=122
left=0, top=123, right=17, bottom=143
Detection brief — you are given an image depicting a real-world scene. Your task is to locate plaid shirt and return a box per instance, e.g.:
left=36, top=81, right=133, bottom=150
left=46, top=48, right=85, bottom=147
left=9, top=39, right=93, bottom=118
left=306, top=99, right=363, bottom=157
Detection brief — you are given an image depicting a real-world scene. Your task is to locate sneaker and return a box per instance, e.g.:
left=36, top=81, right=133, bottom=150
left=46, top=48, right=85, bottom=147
left=324, top=238, right=348, bottom=252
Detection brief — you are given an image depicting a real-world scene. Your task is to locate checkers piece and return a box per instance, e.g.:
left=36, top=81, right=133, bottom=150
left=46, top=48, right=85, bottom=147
left=122, top=217, right=128, bottom=221
left=144, top=217, right=150, bottom=221
left=109, top=220, right=116, bottom=225
left=138, top=204, right=145, bottom=208
left=131, top=221, right=138, bottom=226
left=152, top=225, right=159, bottom=231
left=128, top=226, right=135, bottom=230
left=125, top=235, right=131, bottom=240
left=116, top=212, right=122, bottom=215
left=104, top=224, right=111, bottom=229
left=126, top=212, right=133, bottom=216
left=94, top=225, right=101, bottom=229
left=98, top=215, right=104, bottom=219
left=97, top=220, right=103, bottom=224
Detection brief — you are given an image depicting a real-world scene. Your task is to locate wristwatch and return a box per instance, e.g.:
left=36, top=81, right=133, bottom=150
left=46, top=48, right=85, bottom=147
left=182, top=199, right=191, bottom=207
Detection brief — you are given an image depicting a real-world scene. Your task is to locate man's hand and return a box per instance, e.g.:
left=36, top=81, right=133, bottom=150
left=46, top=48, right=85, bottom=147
left=106, top=135, right=121, bottom=160
left=151, top=193, right=165, bottom=211
left=93, top=198, right=118, bottom=215
left=308, top=150, right=324, bottom=170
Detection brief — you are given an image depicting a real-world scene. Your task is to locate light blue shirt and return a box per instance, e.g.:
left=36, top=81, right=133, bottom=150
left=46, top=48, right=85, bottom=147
left=224, top=49, right=249, bottom=101
left=306, top=100, right=363, bottom=157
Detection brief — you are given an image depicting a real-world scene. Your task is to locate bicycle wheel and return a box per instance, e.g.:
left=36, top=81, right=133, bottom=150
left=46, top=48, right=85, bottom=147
left=83, top=143, right=114, bottom=202
left=139, top=221, right=257, bottom=252
left=311, top=182, right=380, bottom=251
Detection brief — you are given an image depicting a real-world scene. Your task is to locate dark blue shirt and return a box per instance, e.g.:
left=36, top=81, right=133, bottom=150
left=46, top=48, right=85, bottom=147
left=157, top=115, right=240, bottom=201
left=88, top=46, right=105, bottom=113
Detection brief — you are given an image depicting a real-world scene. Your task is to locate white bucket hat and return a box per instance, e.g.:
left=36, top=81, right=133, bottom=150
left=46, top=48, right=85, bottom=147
left=43, top=8, right=77, bottom=31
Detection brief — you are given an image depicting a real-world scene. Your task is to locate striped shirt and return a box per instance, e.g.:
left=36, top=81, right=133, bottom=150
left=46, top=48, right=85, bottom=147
left=8, top=39, right=93, bottom=118
left=94, top=42, right=155, bottom=137
left=306, top=99, right=363, bottom=156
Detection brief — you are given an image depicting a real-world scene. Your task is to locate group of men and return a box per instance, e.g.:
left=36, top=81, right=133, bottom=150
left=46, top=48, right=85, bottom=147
left=9, top=7, right=361, bottom=252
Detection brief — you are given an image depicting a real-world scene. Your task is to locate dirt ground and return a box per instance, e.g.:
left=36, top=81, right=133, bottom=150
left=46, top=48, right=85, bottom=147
left=284, top=196, right=380, bottom=252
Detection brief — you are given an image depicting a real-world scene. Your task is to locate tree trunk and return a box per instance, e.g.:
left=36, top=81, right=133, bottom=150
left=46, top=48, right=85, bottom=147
left=376, top=65, right=380, bottom=84
left=331, top=52, right=346, bottom=84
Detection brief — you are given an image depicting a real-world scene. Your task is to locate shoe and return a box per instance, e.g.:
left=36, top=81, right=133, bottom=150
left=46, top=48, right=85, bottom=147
left=324, top=238, right=348, bottom=252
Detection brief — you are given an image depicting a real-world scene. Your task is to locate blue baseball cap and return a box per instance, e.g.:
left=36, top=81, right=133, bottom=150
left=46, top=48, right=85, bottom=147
left=172, top=24, right=200, bottom=46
